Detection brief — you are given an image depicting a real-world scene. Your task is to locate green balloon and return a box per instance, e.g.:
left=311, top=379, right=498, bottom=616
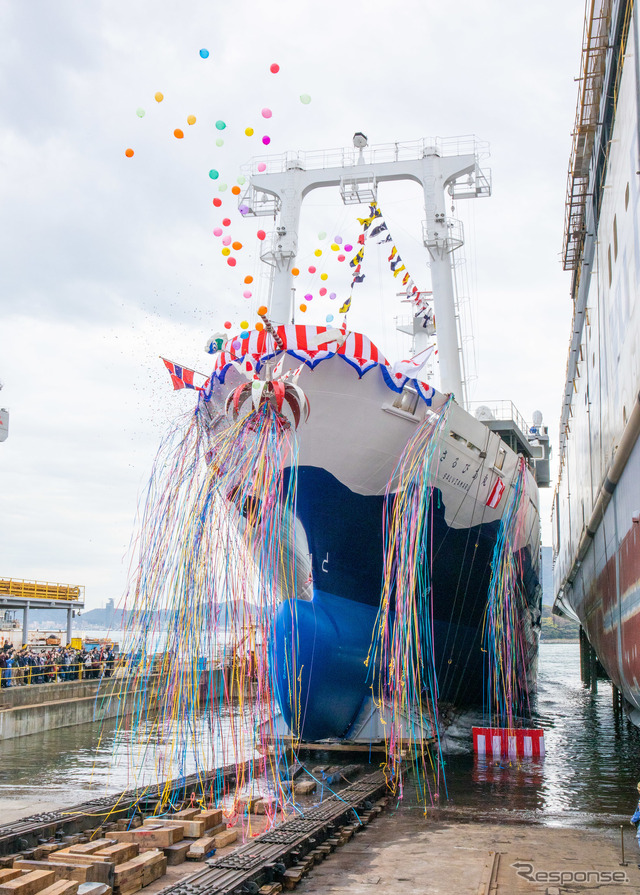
left=216, top=138, right=224, bottom=147
left=237, top=175, right=246, bottom=185
left=209, top=169, right=219, bottom=180
left=300, top=94, right=311, bottom=105
left=218, top=183, right=228, bottom=191
left=215, top=120, right=226, bottom=130
left=136, top=108, right=145, bottom=118
left=318, top=231, right=326, bottom=240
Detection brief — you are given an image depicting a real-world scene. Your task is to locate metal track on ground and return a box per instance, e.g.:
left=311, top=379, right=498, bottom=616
left=0, top=765, right=243, bottom=855
left=158, top=770, right=387, bottom=895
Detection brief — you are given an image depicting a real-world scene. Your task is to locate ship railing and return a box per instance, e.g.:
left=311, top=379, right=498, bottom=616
left=240, top=135, right=489, bottom=178
left=467, top=400, right=532, bottom=438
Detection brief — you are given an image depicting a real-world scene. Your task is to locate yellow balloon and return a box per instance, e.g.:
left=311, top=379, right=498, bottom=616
left=330, top=243, right=339, bottom=251
left=187, top=115, right=196, bottom=125
left=222, top=247, right=231, bottom=256
left=314, top=249, right=322, bottom=257
left=245, top=127, right=254, bottom=136
left=240, top=320, right=249, bottom=329
left=154, top=92, right=164, bottom=103
left=320, top=273, right=328, bottom=281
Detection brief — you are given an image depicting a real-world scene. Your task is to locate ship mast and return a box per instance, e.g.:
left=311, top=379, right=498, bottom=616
left=239, top=135, right=490, bottom=406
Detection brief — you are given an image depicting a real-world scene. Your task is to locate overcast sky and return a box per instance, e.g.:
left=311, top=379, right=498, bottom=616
left=0, top=0, right=584, bottom=611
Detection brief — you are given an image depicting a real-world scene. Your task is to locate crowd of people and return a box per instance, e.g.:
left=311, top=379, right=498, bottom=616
left=0, top=643, right=116, bottom=687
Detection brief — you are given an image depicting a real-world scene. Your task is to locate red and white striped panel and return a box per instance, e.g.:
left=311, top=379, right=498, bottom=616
left=472, top=727, right=545, bottom=759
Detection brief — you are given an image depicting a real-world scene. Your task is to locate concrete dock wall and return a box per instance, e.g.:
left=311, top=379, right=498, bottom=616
left=0, top=675, right=160, bottom=740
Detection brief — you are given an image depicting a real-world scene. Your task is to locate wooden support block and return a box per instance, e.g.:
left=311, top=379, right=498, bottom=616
left=258, top=885, right=283, bottom=895
left=47, top=854, right=113, bottom=868
left=142, top=818, right=204, bottom=839
left=185, top=836, right=217, bottom=860
left=170, top=809, right=199, bottom=821
left=292, top=780, right=316, bottom=795
left=0, top=870, right=56, bottom=895
left=211, top=829, right=237, bottom=849
left=13, top=862, right=108, bottom=886
left=76, top=884, right=112, bottom=895
left=0, top=873, right=22, bottom=886
left=37, top=882, right=79, bottom=895
left=162, top=843, right=190, bottom=866
left=108, top=828, right=181, bottom=849
left=282, top=868, right=304, bottom=890
left=195, top=809, right=223, bottom=831
left=92, top=847, right=137, bottom=868
left=67, top=843, right=116, bottom=857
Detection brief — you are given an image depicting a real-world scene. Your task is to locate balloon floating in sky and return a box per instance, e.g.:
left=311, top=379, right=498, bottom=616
left=314, top=249, right=322, bottom=257
left=299, top=303, right=307, bottom=312
left=209, top=169, right=219, bottom=179
left=224, top=321, right=232, bottom=329
left=222, top=247, right=230, bottom=256
left=320, top=273, right=328, bottom=280
left=231, top=186, right=241, bottom=195
left=228, top=257, right=237, bottom=267
left=240, top=320, right=249, bottom=329
left=232, top=339, right=242, bottom=350
left=304, top=293, right=312, bottom=300
left=199, top=49, right=210, bottom=58
left=326, top=314, right=334, bottom=323
left=187, top=115, right=196, bottom=125
left=300, top=94, right=311, bottom=104
left=291, top=267, right=299, bottom=276
left=344, top=244, right=353, bottom=252
left=257, top=229, right=266, bottom=240
left=136, top=108, right=145, bottom=118
left=335, top=236, right=343, bottom=244
left=239, top=329, right=249, bottom=338
left=318, top=231, right=326, bottom=240
left=218, top=183, right=228, bottom=191
left=338, top=254, right=345, bottom=261
left=255, top=321, right=264, bottom=331
left=213, top=197, right=222, bottom=207
left=222, top=236, right=231, bottom=246
left=257, top=162, right=266, bottom=172
left=213, top=227, right=222, bottom=236
left=237, top=176, right=246, bottom=185
left=243, top=291, right=252, bottom=298
left=215, top=120, right=226, bottom=130
left=216, top=138, right=224, bottom=147
left=308, top=266, right=316, bottom=274
left=232, top=241, right=242, bottom=250
left=270, top=63, right=280, bottom=73
left=329, top=292, right=336, bottom=299
left=245, top=127, right=254, bottom=137
left=174, top=129, right=184, bottom=139
left=238, top=204, right=249, bottom=214
left=319, top=287, right=327, bottom=296
left=222, top=218, right=231, bottom=226
left=262, top=135, right=271, bottom=145
left=125, top=148, right=134, bottom=158
left=262, top=108, right=272, bottom=119
left=244, top=276, right=254, bottom=284
left=331, top=243, right=339, bottom=251
left=154, top=92, right=164, bottom=102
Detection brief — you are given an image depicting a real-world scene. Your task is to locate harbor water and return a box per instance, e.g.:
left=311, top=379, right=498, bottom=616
left=1, top=642, right=639, bottom=828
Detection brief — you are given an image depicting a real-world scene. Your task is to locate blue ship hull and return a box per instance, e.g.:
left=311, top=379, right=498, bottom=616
left=271, top=466, right=540, bottom=741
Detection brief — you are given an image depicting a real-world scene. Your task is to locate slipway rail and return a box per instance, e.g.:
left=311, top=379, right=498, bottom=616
left=160, top=771, right=387, bottom=895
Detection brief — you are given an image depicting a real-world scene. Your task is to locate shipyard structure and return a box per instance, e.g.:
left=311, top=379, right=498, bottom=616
left=552, top=0, right=640, bottom=721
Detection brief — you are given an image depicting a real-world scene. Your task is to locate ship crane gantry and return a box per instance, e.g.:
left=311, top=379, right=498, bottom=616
left=238, top=134, right=491, bottom=407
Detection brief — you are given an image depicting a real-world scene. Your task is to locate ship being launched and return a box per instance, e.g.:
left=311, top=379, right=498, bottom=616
left=202, top=135, right=550, bottom=742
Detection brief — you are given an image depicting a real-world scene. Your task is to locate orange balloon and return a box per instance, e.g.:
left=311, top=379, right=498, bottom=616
left=299, top=303, right=307, bottom=312
left=125, top=148, right=134, bottom=158
left=231, top=186, right=241, bottom=195
left=291, top=267, right=300, bottom=276
left=256, top=322, right=264, bottom=331
left=257, top=305, right=268, bottom=316
left=174, top=129, right=184, bottom=139
left=187, top=115, right=196, bottom=125
left=244, top=275, right=254, bottom=284
left=232, top=241, right=242, bottom=250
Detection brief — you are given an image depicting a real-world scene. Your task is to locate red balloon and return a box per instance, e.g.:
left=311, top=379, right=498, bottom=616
left=227, top=257, right=237, bottom=267
left=270, top=63, right=280, bottom=73
left=213, top=198, right=222, bottom=207
left=222, top=217, right=231, bottom=226
left=257, top=229, right=266, bottom=240
left=308, top=265, right=316, bottom=274
left=224, top=321, right=232, bottom=329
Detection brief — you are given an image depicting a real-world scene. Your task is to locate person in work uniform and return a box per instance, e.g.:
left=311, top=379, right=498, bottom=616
left=631, top=781, right=640, bottom=862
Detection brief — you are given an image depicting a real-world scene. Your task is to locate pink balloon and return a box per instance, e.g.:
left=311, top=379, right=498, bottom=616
left=261, top=108, right=272, bottom=119
left=262, top=135, right=271, bottom=145
left=319, top=287, right=327, bottom=296
left=308, top=265, right=316, bottom=274
left=257, top=162, right=266, bottom=172
left=243, top=290, right=252, bottom=298
left=222, top=235, right=231, bottom=246
left=344, top=244, right=353, bottom=252
left=213, top=228, right=223, bottom=237
left=337, top=254, right=345, bottom=262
